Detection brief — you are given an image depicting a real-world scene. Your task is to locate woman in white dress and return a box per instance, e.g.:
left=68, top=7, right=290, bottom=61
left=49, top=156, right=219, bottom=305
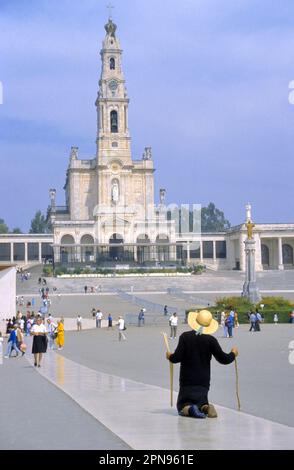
left=31, top=317, right=47, bottom=367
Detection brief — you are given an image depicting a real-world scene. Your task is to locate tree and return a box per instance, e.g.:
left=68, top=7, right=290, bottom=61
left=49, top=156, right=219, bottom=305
left=201, top=202, right=231, bottom=232
left=11, top=227, right=22, bottom=234
left=0, top=218, right=9, bottom=234
left=29, top=210, right=50, bottom=234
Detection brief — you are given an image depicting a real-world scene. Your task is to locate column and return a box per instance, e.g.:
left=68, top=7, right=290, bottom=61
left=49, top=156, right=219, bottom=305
left=239, top=235, right=246, bottom=271
left=278, top=237, right=284, bottom=270
left=10, top=242, right=14, bottom=263
left=213, top=240, right=216, bottom=264
left=134, top=244, right=138, bottom=263
left=255, top=235, right=263, bottom=271
left=24, top=243, right=28, bottom=264
left=186, top=241, right=190, bottom=265
left=38, top=242, right=42, bottom=263
left=200, top=241, right=203, bottom=263
left=170, top=244, right=177, bottom=262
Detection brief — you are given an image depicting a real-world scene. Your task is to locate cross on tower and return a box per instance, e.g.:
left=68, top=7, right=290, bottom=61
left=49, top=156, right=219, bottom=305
left=107, top=3, right=114, bottom=20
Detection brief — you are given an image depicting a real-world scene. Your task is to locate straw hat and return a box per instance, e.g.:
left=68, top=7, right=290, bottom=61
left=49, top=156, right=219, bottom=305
left=188, top=310, right=218, bottom=335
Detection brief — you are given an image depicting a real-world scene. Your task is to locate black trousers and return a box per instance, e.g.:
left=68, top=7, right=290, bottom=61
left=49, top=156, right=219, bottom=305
left=177, top=385, right=209, bottom=413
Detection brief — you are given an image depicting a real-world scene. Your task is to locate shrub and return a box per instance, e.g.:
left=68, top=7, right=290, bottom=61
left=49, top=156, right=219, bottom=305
left=43, top=266, right=53, bottom=276
left=55, top=267, right=68, bottom=276
left=257, top=296, right=294, bottom=310
left=215, top=296, right=253, bottom=313
left=186, top=296, right=294, bottom=324
left=74, top=267, right=82, bottom=275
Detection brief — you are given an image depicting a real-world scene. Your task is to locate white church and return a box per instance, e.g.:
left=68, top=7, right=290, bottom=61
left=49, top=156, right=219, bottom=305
left=1, top=18, right=294, bottom=272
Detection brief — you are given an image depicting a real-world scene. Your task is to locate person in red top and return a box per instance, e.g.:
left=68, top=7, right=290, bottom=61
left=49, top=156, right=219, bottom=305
left=166, top=310, right=238, bottom=419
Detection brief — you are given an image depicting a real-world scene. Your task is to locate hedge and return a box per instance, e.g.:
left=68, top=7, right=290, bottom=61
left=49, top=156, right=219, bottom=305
left=186, top=296, right=294, bottom=324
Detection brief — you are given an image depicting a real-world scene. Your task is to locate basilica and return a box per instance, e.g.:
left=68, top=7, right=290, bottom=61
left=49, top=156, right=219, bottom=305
left=48, top=18, right=178, bottom=266
left=1, top=18, right=294, bottom=272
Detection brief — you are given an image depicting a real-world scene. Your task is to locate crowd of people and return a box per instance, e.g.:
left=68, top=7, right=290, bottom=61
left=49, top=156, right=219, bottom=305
left=3, top=311, right=65, bottom=365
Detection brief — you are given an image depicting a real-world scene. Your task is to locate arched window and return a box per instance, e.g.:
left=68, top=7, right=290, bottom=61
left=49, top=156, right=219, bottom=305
left=283, top=244, right=293, bottom=264
left=110, top=57, right=115, bottom=70
left=81, top=234, right=94, bottom=263
left=110, top=110, right=118, bottom=133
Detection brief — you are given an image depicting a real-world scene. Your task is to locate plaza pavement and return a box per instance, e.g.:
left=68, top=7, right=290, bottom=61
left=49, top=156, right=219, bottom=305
left=1, top=323, right=294, bottom=449
left=3, top=268, right=293, bottom=449
left=15, top=270, right=294, bottom=321
left=54, top=323, right=294, bottom=429
left=0, top=351, right=130, bottom=450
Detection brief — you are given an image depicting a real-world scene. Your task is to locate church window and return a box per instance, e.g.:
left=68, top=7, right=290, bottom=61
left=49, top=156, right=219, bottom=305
left=110, top=57, right=115, bottom=70
left=112, top=141, right=118, bottom=148
left=283, top=244, right=293, bottom=264
left=110, top=110, right=118, bottom=133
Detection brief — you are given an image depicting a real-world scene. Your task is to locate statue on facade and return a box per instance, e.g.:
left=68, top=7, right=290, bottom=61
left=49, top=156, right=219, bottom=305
left=160, top=188, right=166, bottom=205
left=111, top=180, right=119, bottom=204
left=49, top=189, right=56, bottom=211
left=105, top=18, right=117, bottom=38
left=70, top=146, right=78, bottom=160
left=142, top=147, right=152, bottom=160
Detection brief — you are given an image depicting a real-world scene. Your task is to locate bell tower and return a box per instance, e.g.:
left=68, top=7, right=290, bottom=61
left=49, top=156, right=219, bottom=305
left=95, top=18, right=131, bottom=166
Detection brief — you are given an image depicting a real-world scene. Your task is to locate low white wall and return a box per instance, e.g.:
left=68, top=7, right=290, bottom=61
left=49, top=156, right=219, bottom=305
left=0, top=267, right=16, bottom=320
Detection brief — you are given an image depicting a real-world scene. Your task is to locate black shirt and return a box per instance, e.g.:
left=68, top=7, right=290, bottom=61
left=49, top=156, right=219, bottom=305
left=169, top=331, right=235, bottom=389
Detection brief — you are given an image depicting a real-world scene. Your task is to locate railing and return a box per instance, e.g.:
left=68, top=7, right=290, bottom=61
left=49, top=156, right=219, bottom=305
left=116, top=289, right=186, bottom=320
left=51, top=206, right=69, bottom=214
left=166, top=287, right=212, bottom=308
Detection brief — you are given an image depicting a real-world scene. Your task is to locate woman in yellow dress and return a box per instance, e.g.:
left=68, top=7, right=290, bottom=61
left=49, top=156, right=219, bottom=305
left=56, top=319, right=65, bottom=350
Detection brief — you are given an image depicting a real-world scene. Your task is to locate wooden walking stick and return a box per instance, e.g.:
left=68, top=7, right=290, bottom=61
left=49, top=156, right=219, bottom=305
left=162, top=332, right=173, bottom=407
left=234, top=358, right=241, bottom=411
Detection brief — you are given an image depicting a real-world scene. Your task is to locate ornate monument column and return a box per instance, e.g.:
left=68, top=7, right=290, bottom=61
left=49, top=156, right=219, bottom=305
left=242, top=204, right=261, bottom=303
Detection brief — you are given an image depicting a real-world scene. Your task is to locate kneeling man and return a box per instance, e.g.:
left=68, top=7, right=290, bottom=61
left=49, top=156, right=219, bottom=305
left=166, top=310, right=238, bottom=419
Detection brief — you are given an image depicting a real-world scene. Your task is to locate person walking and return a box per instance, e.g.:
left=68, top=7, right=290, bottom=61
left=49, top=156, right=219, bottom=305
left=138, top=309, right=144, bottom=327
left=166, top=310, right=238, bottom=419
left=96, top=310, right=103, bottom=328
left=118, top=316, right=126, bottom=341
left=234, top=310, right=239, bottom=328
left=77, top=315, right=82, bottom=331
left=4, top=325, right=22, bottom=358
left=225, top=313, right=234, bottom=338
left=84, top=285, right=88, bottom=294
left=92, top=308, right=96, bottom=318
left=273, top=313, right=279, bottom=325
left=249, top=311, right=256, bottom=332
left=16, top=324, right=25, bottom=356
left=220, top=311, right=227, bottom=337
left=169, top=312, right=178, bottom=339
left=164, top=305, right=168, bottom=316
left=56, top=319, right=65, bottom=350
left=47, top=318, right=57, bottom=349
left=255, top=309, right=262, bottom=332
left=107, top=314, right=113, bottom=330
left=31, top=317, right=47, bottom=367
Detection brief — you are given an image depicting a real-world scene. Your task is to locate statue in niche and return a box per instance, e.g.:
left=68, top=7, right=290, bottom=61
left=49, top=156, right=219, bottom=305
left=111, top=180, right=119, bottom=204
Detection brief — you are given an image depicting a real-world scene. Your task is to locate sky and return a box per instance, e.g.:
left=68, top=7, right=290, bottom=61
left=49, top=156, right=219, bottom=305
left=1, top=0, right=294, bottom=231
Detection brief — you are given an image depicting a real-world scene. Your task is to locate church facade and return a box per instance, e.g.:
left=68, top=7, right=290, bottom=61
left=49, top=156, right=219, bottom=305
left=49, top=18, right=177, bottom=266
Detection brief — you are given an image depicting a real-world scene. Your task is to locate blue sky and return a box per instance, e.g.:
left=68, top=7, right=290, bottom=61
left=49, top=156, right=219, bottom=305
left=1, top=0, right=294, bottom=231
